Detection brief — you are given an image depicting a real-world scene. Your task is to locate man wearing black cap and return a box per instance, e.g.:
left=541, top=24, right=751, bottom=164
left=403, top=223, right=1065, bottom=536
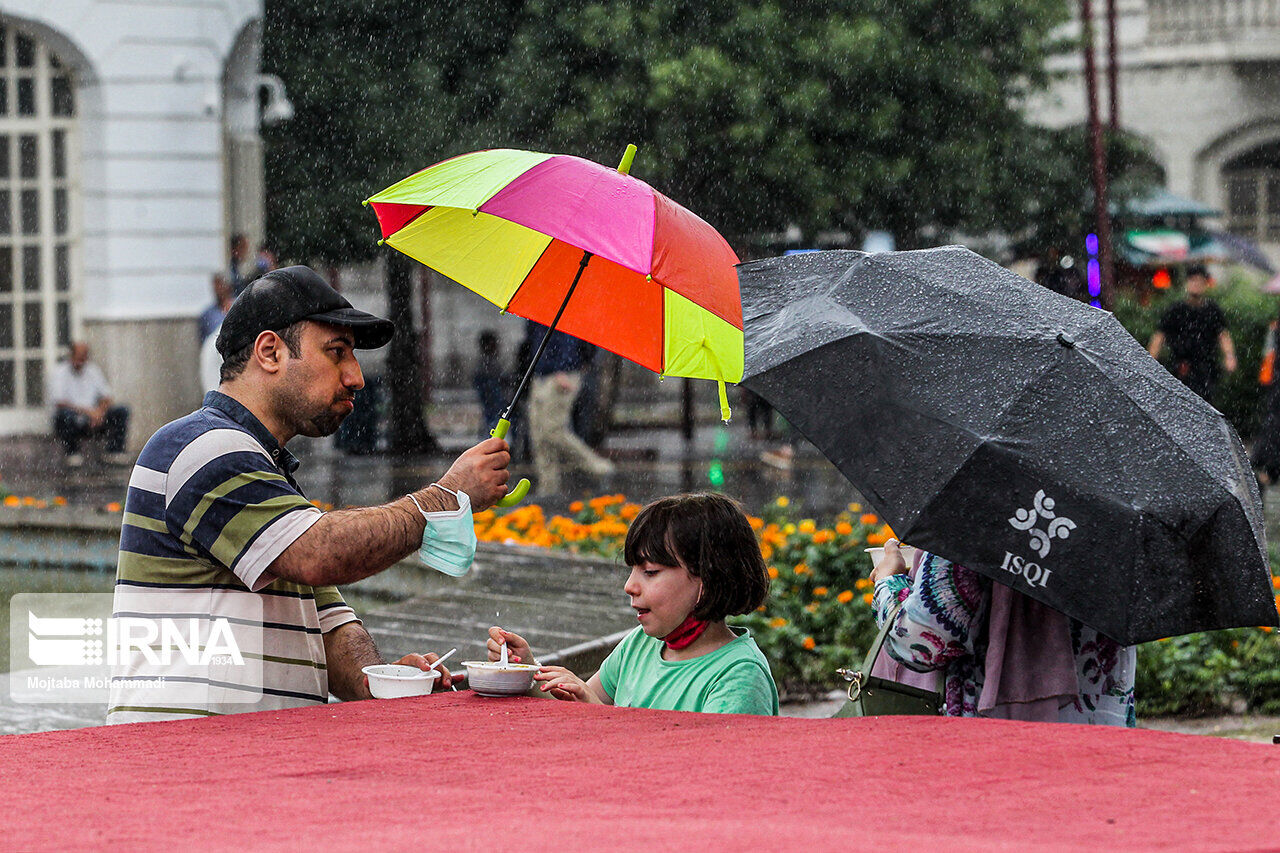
left=108, top=266, right=510, bottom=723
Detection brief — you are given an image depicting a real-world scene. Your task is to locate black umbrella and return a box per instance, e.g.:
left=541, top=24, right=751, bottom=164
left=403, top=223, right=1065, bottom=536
left=739, top=247, right=1277, bottom=644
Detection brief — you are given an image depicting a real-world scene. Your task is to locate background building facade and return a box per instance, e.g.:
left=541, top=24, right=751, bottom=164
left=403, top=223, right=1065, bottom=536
left=1031, top=0, right=1280, bottom=264
left=0, top=0, right=263, bottom=444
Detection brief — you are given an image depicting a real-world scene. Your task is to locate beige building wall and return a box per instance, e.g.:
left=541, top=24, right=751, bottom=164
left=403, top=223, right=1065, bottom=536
left=1028, top=0, right=1280, bottom=264
left=0, top=1, right=264, bottom=448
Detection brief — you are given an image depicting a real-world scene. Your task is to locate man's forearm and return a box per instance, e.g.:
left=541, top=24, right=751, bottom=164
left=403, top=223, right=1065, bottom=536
left=323, top=621, right=382, bottom=701
left=270, top=487, right=458, bottom=587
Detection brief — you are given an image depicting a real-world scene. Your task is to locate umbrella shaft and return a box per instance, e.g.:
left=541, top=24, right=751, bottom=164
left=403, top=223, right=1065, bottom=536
left=501, top=251, right=594, bottom=422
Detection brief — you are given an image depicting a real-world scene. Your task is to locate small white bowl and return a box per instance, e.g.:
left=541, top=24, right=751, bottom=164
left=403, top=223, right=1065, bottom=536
left=865, top=544, right=917, bottom=571
left=362, top=664, right=440, bottom=699
left=462, top=661, right=539, bottom=697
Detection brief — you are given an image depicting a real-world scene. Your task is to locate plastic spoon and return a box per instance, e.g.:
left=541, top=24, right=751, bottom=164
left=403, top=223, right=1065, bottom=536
left=499, top=641, right=509, bottom=667
left=426, top=648, right=457, bottom=673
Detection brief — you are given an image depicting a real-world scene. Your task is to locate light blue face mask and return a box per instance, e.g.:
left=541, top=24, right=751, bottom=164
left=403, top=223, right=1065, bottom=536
left=408, top=485, right=478, bottom=577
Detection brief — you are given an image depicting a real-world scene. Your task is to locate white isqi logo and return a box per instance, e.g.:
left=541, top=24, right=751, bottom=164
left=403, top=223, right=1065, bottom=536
left=1008, top=489, right=1076, bottom=558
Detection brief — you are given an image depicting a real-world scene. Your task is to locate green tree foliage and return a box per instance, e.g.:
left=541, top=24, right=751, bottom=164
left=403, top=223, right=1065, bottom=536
left=1012, top=124, right=1163, bottom=256
left=261, top=1, right=455, bottom=262
left=264, top=0, right=1074, bottom=256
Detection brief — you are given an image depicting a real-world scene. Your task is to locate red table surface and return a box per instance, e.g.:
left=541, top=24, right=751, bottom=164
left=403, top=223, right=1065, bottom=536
left=3, top=692, right=1278, bottom=851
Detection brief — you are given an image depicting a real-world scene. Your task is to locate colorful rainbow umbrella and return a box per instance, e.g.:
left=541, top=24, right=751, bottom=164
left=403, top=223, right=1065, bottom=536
left=364, top=146, right=743, bottom=418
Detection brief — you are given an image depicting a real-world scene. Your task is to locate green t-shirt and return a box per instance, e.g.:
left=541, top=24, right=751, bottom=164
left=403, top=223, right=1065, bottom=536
left=596, top=626, right=779, bottom=715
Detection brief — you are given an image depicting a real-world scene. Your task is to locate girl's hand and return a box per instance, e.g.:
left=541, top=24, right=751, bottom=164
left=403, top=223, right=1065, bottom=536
left=533, top=666, right=602, bottom=703
left=487, top=626, right=534, bottom=665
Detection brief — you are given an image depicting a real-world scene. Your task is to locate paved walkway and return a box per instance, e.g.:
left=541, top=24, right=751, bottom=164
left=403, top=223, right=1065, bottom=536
left=0, top=386, right=861, bottom=517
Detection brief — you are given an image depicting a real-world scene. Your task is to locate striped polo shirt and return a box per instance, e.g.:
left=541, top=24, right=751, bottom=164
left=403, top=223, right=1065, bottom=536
left=107, top=391, right=358, bottom=724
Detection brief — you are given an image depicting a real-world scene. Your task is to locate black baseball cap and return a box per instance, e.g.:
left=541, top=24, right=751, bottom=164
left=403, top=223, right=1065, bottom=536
left=216, top=265, right=395, bottom=357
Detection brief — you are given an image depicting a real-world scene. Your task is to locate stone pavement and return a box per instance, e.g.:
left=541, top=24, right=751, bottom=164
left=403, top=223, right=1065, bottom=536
left=0, top=386, right=862, bottom=518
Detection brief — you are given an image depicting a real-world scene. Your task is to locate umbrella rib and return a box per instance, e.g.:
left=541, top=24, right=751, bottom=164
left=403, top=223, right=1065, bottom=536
left=1074, top=321, right=1251, bottom=495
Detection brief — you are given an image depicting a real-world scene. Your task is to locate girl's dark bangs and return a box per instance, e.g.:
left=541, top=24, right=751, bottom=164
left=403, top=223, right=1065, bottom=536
left=624, top=503, right=680, bottom=567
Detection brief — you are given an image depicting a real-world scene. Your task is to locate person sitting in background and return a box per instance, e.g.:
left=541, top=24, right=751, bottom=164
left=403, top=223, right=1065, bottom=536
left=198, top=273, right=235, bottom=342
left=486, top=493, right=778, bottom=715
left=50, top=341, right=131, bottom=467
left=870, top=539, right=1135, bottom=725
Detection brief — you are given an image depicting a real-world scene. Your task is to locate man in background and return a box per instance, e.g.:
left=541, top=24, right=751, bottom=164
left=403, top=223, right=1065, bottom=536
left=198, top=273, right=235, bottom=342
left=1148, top=264, right=1237, bottom=402
left=525, top=321, right=614, bottom=494
left=49, top=341, right=130, bottom=466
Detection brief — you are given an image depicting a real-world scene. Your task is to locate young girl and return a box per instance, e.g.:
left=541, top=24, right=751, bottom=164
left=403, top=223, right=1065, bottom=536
left=486, top=493, right=778, bottom=715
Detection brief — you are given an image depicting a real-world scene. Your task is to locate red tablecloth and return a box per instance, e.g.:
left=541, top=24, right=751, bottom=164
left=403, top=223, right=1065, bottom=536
left=4, top=693, right=1278, bottom=851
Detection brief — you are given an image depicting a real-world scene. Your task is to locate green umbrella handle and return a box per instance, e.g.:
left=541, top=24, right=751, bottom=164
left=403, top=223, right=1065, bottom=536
left=489, top=418, right=531, bottom=507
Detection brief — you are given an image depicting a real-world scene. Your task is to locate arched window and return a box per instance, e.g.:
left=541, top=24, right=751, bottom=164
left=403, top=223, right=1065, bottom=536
left=1223, top=141, right=1280, bottom=244
left=0, top=22, right=76, bottom=421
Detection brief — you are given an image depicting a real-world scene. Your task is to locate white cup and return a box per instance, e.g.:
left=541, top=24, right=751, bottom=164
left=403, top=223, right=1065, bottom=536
left=865, top=543, right=917, bottom=570
left=362, top=664, right=441, bottom=699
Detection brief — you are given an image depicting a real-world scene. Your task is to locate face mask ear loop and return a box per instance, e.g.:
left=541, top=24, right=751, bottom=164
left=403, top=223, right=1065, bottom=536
left=406, top=492, right=430, bottom=520
left=407, top=484, right=460, bottom=519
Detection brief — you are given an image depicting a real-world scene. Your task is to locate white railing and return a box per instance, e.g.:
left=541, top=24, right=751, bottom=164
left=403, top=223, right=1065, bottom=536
left=1147, top=0, right=1280, bottom=44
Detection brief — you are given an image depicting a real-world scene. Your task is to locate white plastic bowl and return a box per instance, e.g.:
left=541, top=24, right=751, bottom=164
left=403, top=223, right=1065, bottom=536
left=865, top=544, right=917, bottom=571
left=462, top=661, right=539, bottom=697
left=362, top=664, right=440, bottom=699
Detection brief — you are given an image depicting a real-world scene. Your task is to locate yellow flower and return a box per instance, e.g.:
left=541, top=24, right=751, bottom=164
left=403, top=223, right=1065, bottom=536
left=794, top=563, right=810, bottom=576
left=860, top=513, right=878, bottom=525
left=799, top=519, right=816, bottom=534
left=805, top=603, right=819, bottom=613
left=813, top=530, right=834, bottom=545
left=748, top=515, right=764, bottom=531
left=756, top=605, right=767, bottom=612
left=866, top=532, right=888, bottom=546
left=620, top=503, right=641, bottom=520
left=776, top=496, right=790, bottom=508
left=862, top=592, right=874, bottom=605
left=767, top=566, right=779, bottom=579
left=1262, top=626, right=1274, bottom=633
left=769, top=617, right=788, bottom=628
left=53, top=496, right=67, bottom=506
left=837, top=590, right=854, bottom=604
left=1273, top=576, right=1280, bottom=590
left=835, top=521, right=853, bottom=536
left=802, top=636, right=816, bottom=650
left=2, top=495, right=17, bottom=507
left=855, top=578, right=872, bottom=590
left=569, top=501, right=585, bottom=513
left=848, top=502, right=862, bottom=513
left=760, top=543, right=774, bottom=561
left=783, top=523, right=796, bottom=535
left=813, top=586, right=829, bottom=597
left=22, top=496, right=35, bottom=506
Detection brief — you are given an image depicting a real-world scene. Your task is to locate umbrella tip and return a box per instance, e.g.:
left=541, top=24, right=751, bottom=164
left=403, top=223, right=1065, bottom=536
left=617, top=143, right=637, bottom=175
left=361, top=199, right=370, bottom=206
left=376, top=239, right=386, bottom=246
